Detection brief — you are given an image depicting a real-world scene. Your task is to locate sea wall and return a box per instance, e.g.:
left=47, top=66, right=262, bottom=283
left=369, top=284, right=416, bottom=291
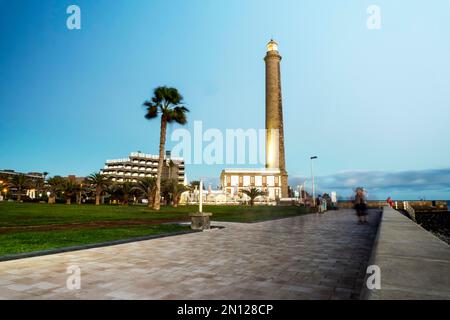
left=360, top=206, right=450, bottom=299
left=338, top=200, right=448, bottom=212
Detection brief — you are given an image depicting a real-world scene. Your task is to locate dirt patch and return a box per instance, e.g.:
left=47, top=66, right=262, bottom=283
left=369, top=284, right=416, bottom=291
left=0, top=217, right=190, bottom=234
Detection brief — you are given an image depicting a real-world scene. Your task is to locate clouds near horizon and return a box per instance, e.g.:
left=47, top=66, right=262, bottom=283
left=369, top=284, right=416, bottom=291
left=289, top=168, right=450, bottom=200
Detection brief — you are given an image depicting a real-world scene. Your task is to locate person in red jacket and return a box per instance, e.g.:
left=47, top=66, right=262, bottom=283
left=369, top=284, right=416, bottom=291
left=386, top=197, right=394, bottom=208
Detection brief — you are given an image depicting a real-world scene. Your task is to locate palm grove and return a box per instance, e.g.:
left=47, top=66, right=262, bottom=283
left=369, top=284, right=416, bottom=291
left=0, top=87, right=190, bottom=209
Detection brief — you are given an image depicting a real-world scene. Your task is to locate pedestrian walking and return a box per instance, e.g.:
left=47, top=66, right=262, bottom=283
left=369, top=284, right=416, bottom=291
left=354, top=187, right=368, bottom=224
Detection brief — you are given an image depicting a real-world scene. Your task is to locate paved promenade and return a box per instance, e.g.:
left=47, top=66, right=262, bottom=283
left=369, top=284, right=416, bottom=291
left=0, top=209, right=380, bottom=300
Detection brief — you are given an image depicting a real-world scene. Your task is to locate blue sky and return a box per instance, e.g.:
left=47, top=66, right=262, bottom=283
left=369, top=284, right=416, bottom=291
left=1, top=0, right=449, bottom=199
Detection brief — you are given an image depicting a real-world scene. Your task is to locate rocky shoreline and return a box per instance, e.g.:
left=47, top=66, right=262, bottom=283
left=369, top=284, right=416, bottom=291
left=415, top=212, right=450, bottom=245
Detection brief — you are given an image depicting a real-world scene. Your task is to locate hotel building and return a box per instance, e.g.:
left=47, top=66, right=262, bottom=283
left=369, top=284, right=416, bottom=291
left=101, top=151, right=185, bottom=184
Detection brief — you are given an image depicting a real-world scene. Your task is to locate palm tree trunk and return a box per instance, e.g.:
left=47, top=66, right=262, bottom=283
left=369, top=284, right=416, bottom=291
left=66, top=198, right=71, bottom=205
left=95, top=193, right=100, bottom=206
left=153, top=116, right=167, bottom=210
left=151, top=191, right=156, bottom=208
left=48, top=192, right=56, bottom=204
left=17, top=187, right=22, bottom=202
left=147, top=195, right=152, bottom=207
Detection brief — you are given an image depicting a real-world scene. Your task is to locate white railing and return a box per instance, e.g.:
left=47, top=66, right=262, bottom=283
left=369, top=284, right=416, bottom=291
left=403, top=201, right=416, bottom=222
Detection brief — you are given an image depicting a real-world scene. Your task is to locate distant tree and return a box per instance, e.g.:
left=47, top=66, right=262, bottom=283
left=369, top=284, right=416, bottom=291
left=242, top=188, right=266, bottom=207
left=104, top=183, right=120, bottom=204
left=189, top=181, right=201, bottom=190
left=163, top=179, right=187, bottom=208
left=46, top=176, right=65, bottom=204
left=61, top=179, right=80, bottom=205
left=10, top=174, right=30, bottom=202
left=29, top=178, right=45, bottom=198
left=133, top=177, right=157, bottom=208
left=119, top=181, right=135, bottom=205
left=164, top=159, right=172, bottom=179
left=87, top=173, right=111, bottom=205
left=143, top=86, right=189, bottom=210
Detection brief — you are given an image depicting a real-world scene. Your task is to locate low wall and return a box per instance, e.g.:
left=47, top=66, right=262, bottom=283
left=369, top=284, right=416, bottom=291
left=338, top=200, right=448, bottom=212
left=361, top=206, right=450, bottom=299
left=338, top=201, right=386, bottom=209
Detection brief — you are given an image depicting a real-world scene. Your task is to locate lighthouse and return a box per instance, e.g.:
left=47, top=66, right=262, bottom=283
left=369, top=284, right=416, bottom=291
left=220, top=40, right=289, bottom=201
left=265, top=39, right=288, bottom=198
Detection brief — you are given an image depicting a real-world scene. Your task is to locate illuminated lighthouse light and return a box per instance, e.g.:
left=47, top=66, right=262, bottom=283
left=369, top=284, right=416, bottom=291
left=267, top=39, right=279, bottom=52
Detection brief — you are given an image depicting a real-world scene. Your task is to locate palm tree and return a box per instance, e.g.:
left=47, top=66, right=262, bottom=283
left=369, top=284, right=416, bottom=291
left=76, top=179, right=88, bottom=204
left=133, top=177, right=157, bottom=208
left=119, top=181, right=135, bottom=205
left=29, top=178, right=44, bottom=199
left=189, top=180, right=200, bottom=190
left=87, top=173, right=110, bottom=205
left=10, top=174, right=29, bottom=202
left=143, top=86, right=189, bottom=210
left=164, top=179, right=187, bottom=208
left=167, top=159, right=176, bottom=180
left=46, top=176, right=65, bottom=204
left=104, top=183, right=120, bottom=204
left=242, top=188, right=266, bottom=207
left=61, top=179, right=80, bottom=205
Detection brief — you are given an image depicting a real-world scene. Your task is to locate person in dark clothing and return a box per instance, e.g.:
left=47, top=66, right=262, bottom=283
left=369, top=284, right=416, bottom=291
left=354, top=188, right=368, bottom=224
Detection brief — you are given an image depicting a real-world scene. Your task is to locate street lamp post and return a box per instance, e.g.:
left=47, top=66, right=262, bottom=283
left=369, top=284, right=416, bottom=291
left=199, top=180, right=203, bottom=213
left=310, top=156, right=318, bottom=206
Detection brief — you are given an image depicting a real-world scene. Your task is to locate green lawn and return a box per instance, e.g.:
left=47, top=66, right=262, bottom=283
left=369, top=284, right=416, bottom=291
left=0, top=202, right=308, bottom=226
left=0, top=202, right=309, bottom=257
left=0, top=224, right=190, bottom=257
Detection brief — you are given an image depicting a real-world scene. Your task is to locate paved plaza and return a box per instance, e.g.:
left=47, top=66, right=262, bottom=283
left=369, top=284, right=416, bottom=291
left=0, top=209, right=380, bottom=300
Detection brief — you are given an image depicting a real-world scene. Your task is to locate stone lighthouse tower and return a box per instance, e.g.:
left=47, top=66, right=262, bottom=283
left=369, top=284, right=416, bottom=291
left=265, top=39, right=288, bottom=198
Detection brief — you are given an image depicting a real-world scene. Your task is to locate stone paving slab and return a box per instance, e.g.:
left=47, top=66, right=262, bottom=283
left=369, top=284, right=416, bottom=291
left=0, top=209, right=380, bottom=300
